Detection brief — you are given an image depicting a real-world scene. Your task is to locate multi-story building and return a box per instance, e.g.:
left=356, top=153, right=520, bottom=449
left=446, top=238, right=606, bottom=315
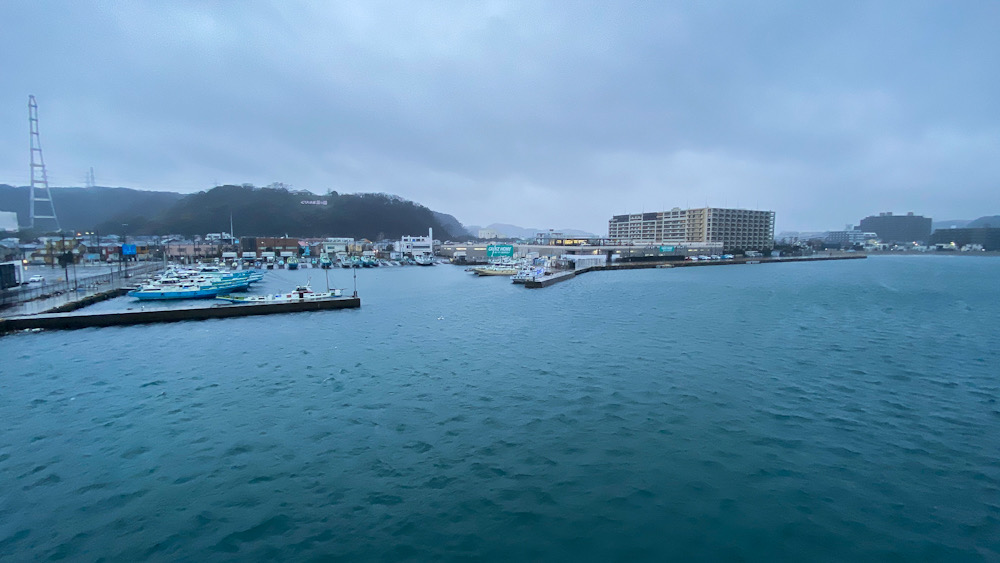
left=608, top=207, right=775, bottom=251
left=399, top=228, right=435, bottom=257
left=857, top=212, right=932, bottom=244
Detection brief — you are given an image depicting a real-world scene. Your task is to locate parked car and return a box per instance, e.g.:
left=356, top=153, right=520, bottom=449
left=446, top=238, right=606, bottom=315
left=28, top=274, right=45, bottom=283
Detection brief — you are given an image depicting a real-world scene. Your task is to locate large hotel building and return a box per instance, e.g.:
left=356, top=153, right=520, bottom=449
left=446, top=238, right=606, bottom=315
left=608, top=207, right=775, bottom=251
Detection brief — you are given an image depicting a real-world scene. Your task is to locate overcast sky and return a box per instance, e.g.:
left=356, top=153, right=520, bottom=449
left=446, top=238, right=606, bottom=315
left=2, top=1, right=998, bottom=234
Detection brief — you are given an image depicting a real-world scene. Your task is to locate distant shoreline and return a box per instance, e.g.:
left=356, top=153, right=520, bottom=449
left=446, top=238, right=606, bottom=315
left=865, top=250, right=1000, bottom=257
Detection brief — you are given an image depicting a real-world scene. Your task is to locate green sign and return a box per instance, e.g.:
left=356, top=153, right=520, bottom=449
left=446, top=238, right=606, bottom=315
left=659, top=246, right=675, bottom=252
left=487, top=244, right=514, bottom=258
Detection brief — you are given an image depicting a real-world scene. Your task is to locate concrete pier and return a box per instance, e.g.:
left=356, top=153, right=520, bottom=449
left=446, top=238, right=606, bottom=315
left=0, top=296, right=360, bottom=334
left=524, top=270, right=577, bottom=288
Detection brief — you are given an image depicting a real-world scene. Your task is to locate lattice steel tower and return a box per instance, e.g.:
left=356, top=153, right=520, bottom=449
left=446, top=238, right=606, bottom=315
left=28, top=95, right=60, bottom=231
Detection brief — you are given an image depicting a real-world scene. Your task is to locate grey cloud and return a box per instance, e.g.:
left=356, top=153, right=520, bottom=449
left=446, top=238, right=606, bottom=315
left=1, top=1, right=997, bottom=233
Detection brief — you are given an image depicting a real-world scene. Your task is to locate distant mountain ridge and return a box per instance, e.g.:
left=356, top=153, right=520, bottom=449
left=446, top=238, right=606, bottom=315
left=933, top=216, right=1000, bottom=230
left=967, top=215, right=1000, bottom=228
left=0, top=184, right=465, bottom=240
left=932, top=219, right=972, bottom=230
left=0, top=185, right=183, bottom=232
left=466, top=223, right=599, bottom=239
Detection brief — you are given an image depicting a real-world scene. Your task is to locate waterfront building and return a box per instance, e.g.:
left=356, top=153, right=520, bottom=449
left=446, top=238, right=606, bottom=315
left=240, top=237, right=300, bottom=258
left=857, top=212, right=932, bottom=244
left=399, top=228, right=434, bottom=257
left=437, top=241, right=723, bottom=263
left=608, top=207, right=775, bottom=252
left=321, top=237, right=354, bottom=255
left=825, top=230, right=878, bottom=247
left=929, top=227, right=1000, bottom=251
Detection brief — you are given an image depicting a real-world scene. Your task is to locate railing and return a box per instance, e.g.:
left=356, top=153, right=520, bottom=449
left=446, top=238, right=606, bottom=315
left=0, top=262, right=163, bottom=312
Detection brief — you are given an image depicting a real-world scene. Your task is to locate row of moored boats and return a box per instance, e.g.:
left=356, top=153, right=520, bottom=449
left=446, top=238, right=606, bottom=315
left=467, top=260, right=550, bottom=283
left=127, top=266, right=345, bottom=304
left=127, top=266, right=264, bottom=300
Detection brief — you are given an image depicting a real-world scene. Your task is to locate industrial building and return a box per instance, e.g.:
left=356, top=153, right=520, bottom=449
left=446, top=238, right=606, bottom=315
left=608, top=207, right=775, bottom=252
left=929, top=228, right=1000, bottom=251
left=857, top=212, right=932, bottom=244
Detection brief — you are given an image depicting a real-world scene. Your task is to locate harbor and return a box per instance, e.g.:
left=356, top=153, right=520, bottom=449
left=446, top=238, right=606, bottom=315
left=1, top=263, right=361, bottom=335
left=1, top=251, right=867, bottom=335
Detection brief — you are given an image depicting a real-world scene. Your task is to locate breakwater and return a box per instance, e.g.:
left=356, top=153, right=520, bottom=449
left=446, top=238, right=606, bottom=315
left=0, top=296, right=360, bottom=334
left=525, top=253, right=867, bottom=288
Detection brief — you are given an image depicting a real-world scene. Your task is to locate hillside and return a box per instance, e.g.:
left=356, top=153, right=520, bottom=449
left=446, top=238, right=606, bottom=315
left=106, top=185, right=460, bottom=240
left=967, top=215, right=1000, bottom=228
left=0, top=185, right=182, bottom=232
left=0, top=184, right=466, bottom=240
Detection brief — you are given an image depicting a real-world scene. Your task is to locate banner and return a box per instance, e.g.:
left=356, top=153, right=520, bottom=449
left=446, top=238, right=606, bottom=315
left=487, top=244, right=514, bottom=258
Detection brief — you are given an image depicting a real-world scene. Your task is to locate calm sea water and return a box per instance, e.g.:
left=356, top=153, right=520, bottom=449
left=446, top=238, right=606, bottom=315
left=1, top=256, right=998, bottom=561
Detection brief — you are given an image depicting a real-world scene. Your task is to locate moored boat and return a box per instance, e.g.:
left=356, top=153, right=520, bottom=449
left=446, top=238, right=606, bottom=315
left=216, top=283, right=343, bottom=304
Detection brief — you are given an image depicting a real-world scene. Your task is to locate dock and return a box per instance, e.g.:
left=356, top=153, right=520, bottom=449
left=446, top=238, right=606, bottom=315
left=0, top=296, right=361, bottom=334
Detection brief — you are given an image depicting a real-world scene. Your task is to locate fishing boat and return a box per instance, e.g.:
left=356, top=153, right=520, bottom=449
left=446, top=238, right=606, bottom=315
left=414, top=254, right=434, bottom=266
left=474, top=264, right=518, bottom=276
left=511, top=266, right=545, bottom=284
left=286, top=256, right=299, bottom=270
left=128, top=278, right=250, bottom=300
left=320, top=254, right=332, bottom=269
left=216, top=283, right=343, bottom=304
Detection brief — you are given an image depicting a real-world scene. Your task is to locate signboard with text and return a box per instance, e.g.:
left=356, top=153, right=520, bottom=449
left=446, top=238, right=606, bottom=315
left=487, top=244, right=514, bottom=258
left=659, top=246, right=675, bottom=252
left=121, top=244, right=137, bottom=256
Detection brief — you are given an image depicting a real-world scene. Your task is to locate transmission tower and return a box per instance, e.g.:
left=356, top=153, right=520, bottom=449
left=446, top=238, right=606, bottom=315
left=28, top=95, right=60, bottom=231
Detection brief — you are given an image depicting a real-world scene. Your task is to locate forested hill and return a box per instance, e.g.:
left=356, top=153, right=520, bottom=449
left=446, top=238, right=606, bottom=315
left=0, top=184, right=467, bottom=240
left=0, top=185, right=183, bottom=232
left=99, top=185, right=462, bottom=240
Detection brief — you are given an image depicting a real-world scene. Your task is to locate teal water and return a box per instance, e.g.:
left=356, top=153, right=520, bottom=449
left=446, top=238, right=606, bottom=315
left=1, top=256, right=998, bottom=561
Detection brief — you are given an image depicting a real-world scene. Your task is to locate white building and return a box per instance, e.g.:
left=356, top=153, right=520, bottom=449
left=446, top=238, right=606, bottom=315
left=608, top=207, right=775, bottom=251
left=399, top=228, right=434, bottom=257
left=0, top=211, right=19, bottom=232
left=478, top=228, right=503, bottom=239
left=322, top=237, right=354, bottom=255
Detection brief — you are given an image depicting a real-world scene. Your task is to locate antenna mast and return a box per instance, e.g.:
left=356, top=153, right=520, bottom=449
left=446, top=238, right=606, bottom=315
left=28, top=95, right=60, bottom=231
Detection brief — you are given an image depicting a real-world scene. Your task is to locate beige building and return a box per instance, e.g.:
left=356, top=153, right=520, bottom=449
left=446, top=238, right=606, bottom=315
left=608, top=207, right=775, bottom=251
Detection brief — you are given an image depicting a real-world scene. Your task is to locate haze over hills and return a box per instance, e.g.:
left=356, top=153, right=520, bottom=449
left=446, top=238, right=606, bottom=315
left=0, top=184, right=466, bottom=240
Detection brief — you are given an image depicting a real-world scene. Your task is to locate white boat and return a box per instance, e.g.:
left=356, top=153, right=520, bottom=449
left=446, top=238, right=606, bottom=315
left=413, top=254, right=434, bottom=266
left=216, top=283, right=343, bottom=304
left=511, top=266, right=545, bottom=283
left=128, top=278, right=250, bottom=300
left=474, top=265, right=518, bottom=276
